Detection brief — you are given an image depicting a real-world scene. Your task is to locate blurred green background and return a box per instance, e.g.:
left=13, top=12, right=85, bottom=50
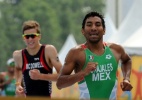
left=0, top=0, right=105, bottom=71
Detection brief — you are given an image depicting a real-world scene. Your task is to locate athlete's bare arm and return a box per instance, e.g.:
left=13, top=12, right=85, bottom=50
left=45, top=45, right=62, bottom=73
left=0, top=73, right=5, bottom=88
left=30, top=45, right=62, bottom=81
left=13, top=50, right=25, bottom=97
left=56, top=45, right=97, bottom=89
left=13, top=50, right=23, bottom=86
left=109, top=43, right=133, bottom=91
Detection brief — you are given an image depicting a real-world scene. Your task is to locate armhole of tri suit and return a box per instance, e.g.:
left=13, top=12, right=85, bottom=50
left=22, top=49, right=28, bottom=73
left=81, top=44, right=89, bottom=70
left=40, top=45, right=52, bottom=97
left=81, top=44, right=87, bottom=50
left=40, top=45, right=52, bottom=73
left=103, top=42, right=107, bottom=46
left=77, top=44, right=87, bottom=84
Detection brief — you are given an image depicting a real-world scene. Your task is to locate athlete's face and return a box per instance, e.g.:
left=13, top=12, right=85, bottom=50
left=23, top=28, right=41, bottom=49
left=81, top=16, right=105, bottom=43
left=8, top=67, right=14, bottom=75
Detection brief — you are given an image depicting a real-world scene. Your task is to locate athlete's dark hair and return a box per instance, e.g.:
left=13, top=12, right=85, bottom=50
left=82, top=11, right=105, bottom=29
left=22, top=20, right=41, bottom=34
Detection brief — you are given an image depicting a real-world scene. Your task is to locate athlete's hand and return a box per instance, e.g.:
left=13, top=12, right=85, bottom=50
left=84, top=62, right=98, bottom=76
left=120, top=79, right=133, bottom=91
left=29, top=69, right=40, bottom=80
left=15, top=85, right=26, bottom=97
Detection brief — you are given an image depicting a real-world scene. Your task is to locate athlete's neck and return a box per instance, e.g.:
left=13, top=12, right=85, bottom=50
left=85, top=42, right=105, bottom=55
left=26, top=44, right=42, bottom=56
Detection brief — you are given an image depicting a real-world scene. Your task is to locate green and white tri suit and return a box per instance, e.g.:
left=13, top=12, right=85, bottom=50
left=78, top=44, right=118, bottom=100
left=4, top=75, right=16, bottom=96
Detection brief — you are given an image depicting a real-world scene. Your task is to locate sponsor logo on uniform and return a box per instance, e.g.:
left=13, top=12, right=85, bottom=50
left=89, top=55, right=94, bottom=61
left=34, top=57, right=39, bottom=60
left=26, top=62, right=44, bottom=70
left=106, top=54, right=112, bottom=59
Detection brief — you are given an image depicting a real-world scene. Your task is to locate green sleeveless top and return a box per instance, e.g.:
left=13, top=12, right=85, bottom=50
left=78, top=44, right=118, bottom=99
left=4, top=75, right=16, bottom=96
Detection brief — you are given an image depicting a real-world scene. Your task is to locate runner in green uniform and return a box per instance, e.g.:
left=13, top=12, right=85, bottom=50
left=4, top=75, right=16, bottom=96
left=1, top=58, right=16, bottom=96
left=78, top=43, right=118, bottom=99
left=56, top=11, right=133, bottom=99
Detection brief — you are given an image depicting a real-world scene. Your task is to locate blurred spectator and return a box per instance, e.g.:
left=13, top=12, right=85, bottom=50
left=0, top=58, right=16, bottom=96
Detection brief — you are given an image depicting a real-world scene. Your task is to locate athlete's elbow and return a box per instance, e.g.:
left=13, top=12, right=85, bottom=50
left=56, top=75, right=64, bottom=89
left=56, top=81, right=62, bottom=90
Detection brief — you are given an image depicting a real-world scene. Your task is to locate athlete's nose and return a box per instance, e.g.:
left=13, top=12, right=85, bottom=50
left=91, top=24, right=97, bottom=31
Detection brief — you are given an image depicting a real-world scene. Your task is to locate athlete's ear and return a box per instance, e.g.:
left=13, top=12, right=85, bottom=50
left=38, top=34, right=41, bottom=40
left=22, top=36, right=26, bottom=41
left=22, top=37, right=27, bottom=46
left=81, top=28, right=85, bottom=35
left=103, top=28, right=106, bottom=35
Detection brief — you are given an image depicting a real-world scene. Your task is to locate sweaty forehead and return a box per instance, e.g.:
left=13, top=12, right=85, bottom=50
left=24, top=28, right=37, bottom=34
left=86, top=16, right=102, bottom=23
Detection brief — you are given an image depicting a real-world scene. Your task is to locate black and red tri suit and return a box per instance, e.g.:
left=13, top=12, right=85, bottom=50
left=22, top=45, right=52, bottom=97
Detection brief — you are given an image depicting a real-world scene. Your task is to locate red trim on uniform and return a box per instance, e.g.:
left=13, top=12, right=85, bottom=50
left=22, top=50, right=28, bottom=73
left=81, top=42, right=107, bottom=49
left=81, top=44, right=87, bottom=49
left=40, top=47, right=50, bottom=71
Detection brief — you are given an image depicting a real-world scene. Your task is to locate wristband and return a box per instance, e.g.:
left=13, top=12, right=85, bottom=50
left=15, top=82, right=20, bottom=86
left=123, top=78, right=130, bottom=82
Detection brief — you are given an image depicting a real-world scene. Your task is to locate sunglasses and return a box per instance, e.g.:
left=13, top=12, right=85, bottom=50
left=8, top=62, right=15, bottom=67
left=22, top=33, right=40, bottom=39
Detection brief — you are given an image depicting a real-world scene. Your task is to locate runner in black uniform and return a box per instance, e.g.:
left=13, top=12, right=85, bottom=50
left=13, top=20, right=62, bottom=97
left=22, top=45, right=52, bottom=96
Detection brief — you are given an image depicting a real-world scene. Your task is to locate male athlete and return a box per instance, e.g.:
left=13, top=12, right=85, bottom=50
left=56, top=11, right=133, bottom=99
left=13, top=20, right=62, bottom=97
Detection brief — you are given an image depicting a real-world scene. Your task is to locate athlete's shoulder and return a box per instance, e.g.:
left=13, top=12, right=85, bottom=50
left=105, top=42, right=125, bottom=53
left=66, top=44, right=84, bottom=55
left=13, top=50, right=23, bottom=68
left=106, top=42, right=123, bottom=48
left=13, top=50, right=22, bottom=56
left=44, top=44, right=56, bottom=48
left=0, top=72, right=6, bottom=77
left=13, top=49, right=22, bottom=60
left=44, top=44, right=57, bottom=51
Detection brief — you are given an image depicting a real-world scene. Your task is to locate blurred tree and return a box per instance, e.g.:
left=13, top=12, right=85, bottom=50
left=0, top=0, right=105, bottom=71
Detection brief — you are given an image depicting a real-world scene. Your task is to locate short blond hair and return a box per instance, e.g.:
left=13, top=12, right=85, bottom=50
left=22, top=20, right=41, bottom=34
